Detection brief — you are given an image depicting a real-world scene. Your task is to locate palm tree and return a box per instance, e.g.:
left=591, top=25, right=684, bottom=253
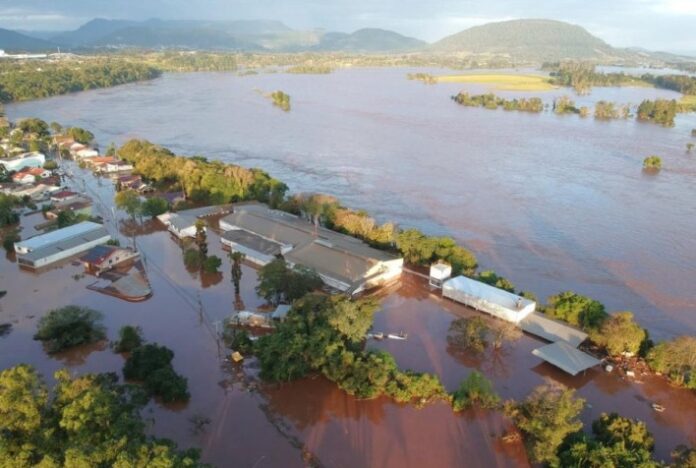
left=229, top=251, right=246, bottom=296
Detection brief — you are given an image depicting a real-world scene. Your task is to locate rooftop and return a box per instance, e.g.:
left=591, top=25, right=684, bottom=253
left=532, top=341, right=601, bottom=376
left=15, top=221, right=104, bottom=252
left=19, top=226, right=110, bottom=263
left=221, top=229, right=283, bottom=256
left=80, top=244, right=120, bottom=265
left=520, top=312, right=588, bottom=348
left=285, top=240, right=377, bottom=285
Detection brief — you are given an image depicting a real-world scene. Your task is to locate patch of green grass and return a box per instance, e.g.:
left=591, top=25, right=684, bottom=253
left=435, top=73, right=556, bottom=91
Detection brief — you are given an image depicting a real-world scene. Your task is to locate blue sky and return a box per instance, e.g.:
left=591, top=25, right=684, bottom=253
left=1, top=0, right=695, bottom=53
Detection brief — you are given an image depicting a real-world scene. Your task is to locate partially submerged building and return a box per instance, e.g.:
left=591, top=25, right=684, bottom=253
left=158, top=205, right=232, bottom=240
left=0, top=152, right=45, bottom=171
left=219, top=204, right=403, bottom=295
left=442, top=275, right=536, bottom=324
left=14, top=221, right=111, bottom=269
left=80, top=245, right=140, bottom=276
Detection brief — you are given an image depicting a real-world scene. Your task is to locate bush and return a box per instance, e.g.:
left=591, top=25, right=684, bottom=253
left=202, top=255, right=222, bottom=273
left=590, top=311, right=646, bottom=356
left=43, top=160, right=58, bottom=170
left=452, top=371, right=500, bottom=411
left=141, top=197, right=169, bottom=218
left=123, top=343, right=189, bottom=402
left=112, top=325, right=143, bottom=353
left=256, top=258, right=322, bottom=304
left=447, top=317, right=489, bottom=352
left=647, top=336, right=696, bottom=388
left=33, top=306, right=106, bottom=353
left=146, top=367, right=190, bottom=403
left=544, top=291, right=607, bottom=331
left=505, top=384, right=584, bottom=465
left=643, top=156, right=662, bottom=170
left=477, top=270, right=515, bottom=292
left=183, top=249, right=202, bottom=269
left=2, top=230, right=20, bottom=251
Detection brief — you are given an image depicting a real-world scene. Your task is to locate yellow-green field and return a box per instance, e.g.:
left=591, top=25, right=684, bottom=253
left=678, top=94, right=696, bottom=112
left=435, top=73, right=556, bottom=91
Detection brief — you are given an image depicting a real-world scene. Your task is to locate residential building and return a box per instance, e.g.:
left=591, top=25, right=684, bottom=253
left=50, top=190, right=80, bottom=203
left=102, top=161, right=134, bottom=173
left=14, top=221, right=111, bottom=269
left=75, top=148, right=99, bottom=159
left=11, top=167, right=51, bottom=185
left=80, top=245, right=140, bottom=276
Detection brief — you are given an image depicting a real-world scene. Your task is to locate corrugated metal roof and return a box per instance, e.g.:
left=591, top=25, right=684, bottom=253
left=221, top=229, right=282, bottom=256
left=15, top=221, right=104, bottom=252
left=20, top=227, right=110, bottom=263
left=532, top=341, right=601, bottom=376
left=285, top=240, right=376, bottom=285
left=520, top=312, right=588, bottom=348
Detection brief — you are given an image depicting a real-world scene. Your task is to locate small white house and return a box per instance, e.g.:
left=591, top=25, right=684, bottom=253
left=75, top=148, right=99, bottom=159
left=429, top=261, right=452, bottom=288
left=103, top=161, right=134, bottom=173
left=157, top=213, right=200, bottom=239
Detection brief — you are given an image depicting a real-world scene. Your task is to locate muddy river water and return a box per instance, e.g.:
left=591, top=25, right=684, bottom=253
left=3, top=68, right=696, bottom=466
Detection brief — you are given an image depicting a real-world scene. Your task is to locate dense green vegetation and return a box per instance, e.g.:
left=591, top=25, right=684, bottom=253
left=544, top=291, right=608, bottom=330
left=637, top=99, right=677, bottom=126
left=33, top=306, right=106, bottom=353
left=396, top=228, right=478, bottom=275
left=256, top=258, right=322, bottom=304
left=451, top=371, right=500, bottom=411
left=0, top=60, right=161, bottom=103
left=650, top=74, right=696, bottom=95
left=270, top=90, right=291, bottom=111
left=505, top=384, right=585, bottom=465
left=286, top=64, right=333, bottom=74
left=647, top=336, right=696, bottom=388
left=112, top=325, right=144, bottom=353
left=254, top=294, right=448, bottom=404
left=118, top=139, right=288, bottom=207
left=557, top=412, right=658, bottom=467
left=643, top=155, right=663, bottom=170
left=589, top=311, right=647, bottom=356
left=66, top=126, right=94, bottom=144
left=548, top=62, right=648, bottom=94
left=594, top=100, right=630, bottom=120
left=0, top=194, right=21, bottom=227
left=123, top=343, right=190, bottom=403
left=448, top=317, right=489, bottom=353
left=553, top=95, right=580, bottom=114
left=141, top=196, right=170, bottom=218
left=0, top=365, right=203, bottom=466
left=452, top=92, right=544, bottom=112
left=407, top=73, right=437, bottom=84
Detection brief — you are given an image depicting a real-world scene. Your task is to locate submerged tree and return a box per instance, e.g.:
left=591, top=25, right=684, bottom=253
left=194, top=220, right=208, bottom=260
left=230, top=251, right=246, bottom=296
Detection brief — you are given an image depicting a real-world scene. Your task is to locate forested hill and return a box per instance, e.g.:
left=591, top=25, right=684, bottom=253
left=314, top=28, right=425, bottom=52
left=430, top=19, right=623, bottom=61
left=0, top=28, right=56, bottom=52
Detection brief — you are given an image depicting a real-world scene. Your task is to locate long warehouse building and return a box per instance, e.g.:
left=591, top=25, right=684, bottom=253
left=14, top=221, right=111, bottom=269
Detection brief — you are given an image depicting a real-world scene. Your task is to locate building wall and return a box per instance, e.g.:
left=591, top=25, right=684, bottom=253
left=20, top=235, right=111, bottom=268
left=442, top=287, right=535, bottom=324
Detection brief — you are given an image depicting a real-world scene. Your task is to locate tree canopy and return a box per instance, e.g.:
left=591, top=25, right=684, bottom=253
left=33, top=306, right=106, bottom=353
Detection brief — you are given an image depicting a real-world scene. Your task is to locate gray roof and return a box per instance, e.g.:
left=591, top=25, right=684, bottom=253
left=20, top=227, right=110, bottom=263
left=532, top=341, right=601, bottom=376
left=520, top=312, right=588, bottom=348
left=15, top=221, right=103, bottom=252
left=221, top=229, right=282, bottom=256
left=285, top=240, right=377, bottom=285
left=169, top=214, right=197, bottom=231
left=272, top=304, right=292, bottom=320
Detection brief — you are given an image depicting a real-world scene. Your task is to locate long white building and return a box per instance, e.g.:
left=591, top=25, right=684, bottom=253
left=14, top=221, right=111, bottom=269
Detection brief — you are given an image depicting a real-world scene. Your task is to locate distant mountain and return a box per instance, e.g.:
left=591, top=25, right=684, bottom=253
left=91, top=25, right=263, bottom=50
left=0, top=28, right=55, bottom=52
left=51, top=18, right=140, bottom=46
left=314, top=28, right=426, bottom=52
left=431, top=19, right=622, bottom=61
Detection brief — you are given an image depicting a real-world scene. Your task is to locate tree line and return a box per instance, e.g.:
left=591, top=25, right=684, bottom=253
left=0, top=60, right=161, bottom=103
left=453, top=92, right=544, bottom=112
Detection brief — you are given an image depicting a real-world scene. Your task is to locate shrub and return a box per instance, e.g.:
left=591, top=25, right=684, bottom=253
left=202, top=255, right=222, bottom=273
left=452, top=371, right=500, bottom=411
left=447, top=317, right=489, bottom=352
left=256, top=258, right=322, bottom=304
left=505, top=384, right=584, bottom=465
left=112, top=325, right=143, bottom=353
left=477, top=270, right=515, bottom=292
left=647, top=336, right=696, bottom=388
left=123, top=343, right=189, bottom=402
left=544, top=291, right=607, bottom=331
left=183, top=249, right=202, bottom=269
left=590, top=311, right=646, bottom=356
left=43, top=160, right=58, bottom=170
left=141, top=197, right=169, bottom=218
left=643, top=156, right=662, bottom=170
left=34, top=306, right=106, bottom=353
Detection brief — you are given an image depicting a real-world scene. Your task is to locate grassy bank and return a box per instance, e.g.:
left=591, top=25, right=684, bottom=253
left=435, top=73, right=556, bottom=91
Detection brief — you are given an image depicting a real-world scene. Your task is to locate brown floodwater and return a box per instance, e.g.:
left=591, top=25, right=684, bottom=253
left=5, top=67, right=696, bottom=341
left=2, top=162, right=696, bottom=466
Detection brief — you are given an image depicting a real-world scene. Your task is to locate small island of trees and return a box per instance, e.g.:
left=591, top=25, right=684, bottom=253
left=452, top=92, right=543, bottom=113
left=643, top=155, right=663, bottom=171
left=270, top=90, right=291, bottom=111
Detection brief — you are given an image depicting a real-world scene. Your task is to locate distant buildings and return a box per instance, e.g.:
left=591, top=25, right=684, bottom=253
left=11, top=167, right=51, bottom=185
left=50, top=190, right=80, bottom=203
left=14, top=221, right=111, bottom=269
left=219, top=204, right=403, bottom=295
